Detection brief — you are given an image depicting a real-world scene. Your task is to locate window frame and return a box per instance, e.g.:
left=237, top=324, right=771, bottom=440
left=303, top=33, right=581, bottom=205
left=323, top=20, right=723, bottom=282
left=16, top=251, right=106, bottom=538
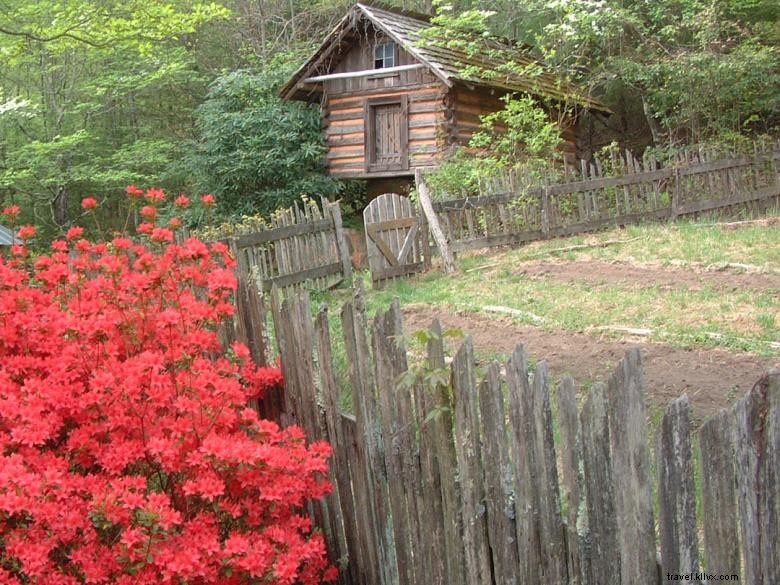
left=373, top=41, right=396, bottom=69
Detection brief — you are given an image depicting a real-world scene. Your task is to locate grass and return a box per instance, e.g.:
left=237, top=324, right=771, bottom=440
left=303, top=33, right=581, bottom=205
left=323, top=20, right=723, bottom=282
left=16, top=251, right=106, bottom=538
left=323, top=215, right=780, bottom=358
left=496, top=218, right=780, bottom=268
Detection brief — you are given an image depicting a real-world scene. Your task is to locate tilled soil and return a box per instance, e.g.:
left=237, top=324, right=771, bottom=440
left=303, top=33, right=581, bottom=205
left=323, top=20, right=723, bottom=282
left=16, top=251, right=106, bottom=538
left=402, top=304, right=779, bottom=424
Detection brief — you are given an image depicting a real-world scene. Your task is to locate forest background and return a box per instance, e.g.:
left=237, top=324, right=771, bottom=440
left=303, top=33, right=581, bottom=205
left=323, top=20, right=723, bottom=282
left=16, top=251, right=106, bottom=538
left=0, top=0, right=777, bottom=240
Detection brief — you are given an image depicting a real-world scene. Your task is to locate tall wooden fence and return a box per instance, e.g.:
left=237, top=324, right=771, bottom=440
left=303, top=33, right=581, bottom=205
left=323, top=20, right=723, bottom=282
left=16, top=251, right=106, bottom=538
left=432, top=139, right=780, bottom=253
left=228, top=198, right=352, bottom=294
left=263, top=284, right=779, bottom=585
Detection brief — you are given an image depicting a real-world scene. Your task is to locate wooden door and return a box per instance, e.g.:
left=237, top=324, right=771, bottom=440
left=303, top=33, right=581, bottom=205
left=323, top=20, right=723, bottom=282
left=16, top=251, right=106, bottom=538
left=374, top=104, right=402, bottom=167
left=366, top=95, right=408, bottom=172
left=363, top=193, right=429, bottom=284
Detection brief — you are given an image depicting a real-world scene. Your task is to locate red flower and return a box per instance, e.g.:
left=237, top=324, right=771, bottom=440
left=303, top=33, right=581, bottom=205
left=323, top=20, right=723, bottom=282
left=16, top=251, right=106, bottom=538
left=201, top=194, right=216, bottom=206
left=174, top=195, right=190, bottom=207
left=126, top=185, right=144, bottom=198
left=81, top=197, right=98, bottom=210
left=66, top=226, right=85, bottom=240
left=17, top=225, right=36, bottom=240
left=2, top=205, right=21, bottom=218
left=139, top=205, right=157, bottom=220
left=168, top=217, right=182, bottom=230
left=150, top=227, right=174, bottom=243
left=0, top=219, right=333, bottom=584
left=145, top=188, right=165, bottom=202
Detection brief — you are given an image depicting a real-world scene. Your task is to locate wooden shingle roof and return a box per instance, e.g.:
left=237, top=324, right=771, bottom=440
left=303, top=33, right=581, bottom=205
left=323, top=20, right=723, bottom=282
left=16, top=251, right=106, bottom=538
left=281, top=2, right=609, bottom=113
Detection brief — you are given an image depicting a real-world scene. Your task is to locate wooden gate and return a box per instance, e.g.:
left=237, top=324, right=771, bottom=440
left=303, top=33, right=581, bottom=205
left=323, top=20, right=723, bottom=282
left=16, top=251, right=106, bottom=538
left=363, top=193, right=429, bottom=283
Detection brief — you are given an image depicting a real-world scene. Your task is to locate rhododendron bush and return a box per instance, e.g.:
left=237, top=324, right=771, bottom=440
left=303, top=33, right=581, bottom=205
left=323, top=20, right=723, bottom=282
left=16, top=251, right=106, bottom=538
left=0, top=190, right=335, bottom=584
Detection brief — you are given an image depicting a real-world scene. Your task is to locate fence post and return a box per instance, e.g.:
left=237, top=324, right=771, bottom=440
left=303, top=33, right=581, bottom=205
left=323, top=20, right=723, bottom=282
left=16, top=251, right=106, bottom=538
left=541, top=185, right=551, bottom=237
left=415, top=169, right=458, bottom=275
left=329, top=200, right=353, bottom=281
left=671, top=166, right=681, bottom=219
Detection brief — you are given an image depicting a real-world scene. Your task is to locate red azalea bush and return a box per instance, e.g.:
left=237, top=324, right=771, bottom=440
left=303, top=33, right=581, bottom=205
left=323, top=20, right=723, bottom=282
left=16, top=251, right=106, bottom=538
left=0, top=191, right=335, bottom=584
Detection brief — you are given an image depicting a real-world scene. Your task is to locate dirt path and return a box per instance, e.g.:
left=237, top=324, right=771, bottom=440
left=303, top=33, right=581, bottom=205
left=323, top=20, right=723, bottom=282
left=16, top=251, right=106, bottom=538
left=511, top=260, right=780, bottom=292
left=403, top=304, right=779, bottom=424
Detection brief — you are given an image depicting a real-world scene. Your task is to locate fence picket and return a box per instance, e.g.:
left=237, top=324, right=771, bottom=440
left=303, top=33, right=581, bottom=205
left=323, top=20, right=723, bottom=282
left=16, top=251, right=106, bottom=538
left=478, top=362, right=520, bottom=585
left=248, top=289, right=777, bottom=585
left=426, top=320, right=466, bottom=585
left=657, top=395, right=700, bottom=580
left=699, top=409, right=740, bottom=579
left=452, top=336, right=493, bottom=584
left=580, top=382, right=618, bottom=585
left=606, top=349, right=658, bottom=584
left=734, top=371, right=780, bottom=585
left=557, top=376, right=586, bottom=584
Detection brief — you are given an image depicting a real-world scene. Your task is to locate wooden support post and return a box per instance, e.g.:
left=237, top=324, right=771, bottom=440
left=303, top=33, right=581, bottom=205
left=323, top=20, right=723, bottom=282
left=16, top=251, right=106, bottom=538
left=329, top=200, right=353, bottom=281
left=414, top=169, right=458, bottom=275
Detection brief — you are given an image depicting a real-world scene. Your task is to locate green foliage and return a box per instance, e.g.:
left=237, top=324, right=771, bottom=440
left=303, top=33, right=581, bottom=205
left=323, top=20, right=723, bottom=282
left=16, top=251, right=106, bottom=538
left=425, top=93, right=561, bottom=200
left=184, top=68, right=340, bottom=218
left=0, top=1, right=229, bottom=240
left=470, top=94, right=561, bottom=163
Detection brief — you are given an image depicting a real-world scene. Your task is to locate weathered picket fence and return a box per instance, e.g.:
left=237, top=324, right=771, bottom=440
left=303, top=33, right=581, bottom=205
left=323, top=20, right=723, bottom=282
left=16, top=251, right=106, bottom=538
left=431, top=138, right=780, bottom=253
left=222, top=197, right=352, bottom=294
left=260, top=284, right=778, bottom=585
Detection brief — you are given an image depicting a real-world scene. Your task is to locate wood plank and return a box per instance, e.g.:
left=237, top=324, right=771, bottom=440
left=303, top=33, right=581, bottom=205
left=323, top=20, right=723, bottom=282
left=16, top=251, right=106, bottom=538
left=606, top=349, right=657, bottom=584
left=699, top=408, right=740, bottom=579
left=676, top=184, right=779, bottom=215
left=734, top=371, right=780, bottom=585
left=371, top=303, right=416, bottom=585
left=366, top=225, right=401, bottom=267
left=236, top=218, right=333, bottom=248
left=477, top=362, right=520, bottom=585
left=259, top=262, right=343, bottom=291
left=329, top=201, right=352, bottom=282
left=656, top=395, right=700, bottom=580
left=580, top=382, right=619, bottom=585
left=545, top=168, right=673, bottom=195
left=422, top=320, right=464, bottom=583
left=341, top=285, right=398, bottom=585
left=506, top=348, right=567, bottom=584
left=449, top=230, right=543, bottom=253
left=315, top=308, right=361, bottom=585
left=557, top=376, right=586, bottom=585
left=451, top=336, right=493, bottom=584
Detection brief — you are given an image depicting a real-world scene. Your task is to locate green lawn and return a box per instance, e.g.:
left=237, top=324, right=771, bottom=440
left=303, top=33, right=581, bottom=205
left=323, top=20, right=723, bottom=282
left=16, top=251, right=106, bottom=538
left=322, top=216, right=780, bottom=357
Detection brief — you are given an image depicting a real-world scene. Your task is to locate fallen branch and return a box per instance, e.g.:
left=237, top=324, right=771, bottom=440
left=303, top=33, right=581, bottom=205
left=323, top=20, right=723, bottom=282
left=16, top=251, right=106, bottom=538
left=523, top=237, right=642, bottom=260
left=705, top=261, right=763, bottom=273
left=595, top=325, right=780, bottom=350
left=464, top=236, right=642, bottom=273
left=482, top=305, right=546, bottom=325
left=594, top=325, right=653, bottom=336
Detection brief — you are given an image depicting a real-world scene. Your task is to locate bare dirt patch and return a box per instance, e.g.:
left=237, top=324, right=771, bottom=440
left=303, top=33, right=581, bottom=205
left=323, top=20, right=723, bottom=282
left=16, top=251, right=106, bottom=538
left=403, top=304, right=779, bottom=424
left=511, top=260, right=780, bottom=292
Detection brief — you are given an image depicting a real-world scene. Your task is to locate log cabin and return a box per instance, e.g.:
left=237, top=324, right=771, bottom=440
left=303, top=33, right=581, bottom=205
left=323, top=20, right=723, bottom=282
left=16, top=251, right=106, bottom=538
left=280, top=2, right=609, bottom=195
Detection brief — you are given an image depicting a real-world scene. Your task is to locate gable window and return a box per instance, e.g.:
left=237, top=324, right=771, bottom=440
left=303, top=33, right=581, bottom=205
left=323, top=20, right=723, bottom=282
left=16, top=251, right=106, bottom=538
left=374, top=42, right=396, bottom=69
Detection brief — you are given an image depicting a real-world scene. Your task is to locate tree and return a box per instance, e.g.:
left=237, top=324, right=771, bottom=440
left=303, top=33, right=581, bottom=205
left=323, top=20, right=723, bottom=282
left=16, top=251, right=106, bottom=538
left=184, top=68, right=341, bottom=218
left=0, top=1, right=230, bottom=239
